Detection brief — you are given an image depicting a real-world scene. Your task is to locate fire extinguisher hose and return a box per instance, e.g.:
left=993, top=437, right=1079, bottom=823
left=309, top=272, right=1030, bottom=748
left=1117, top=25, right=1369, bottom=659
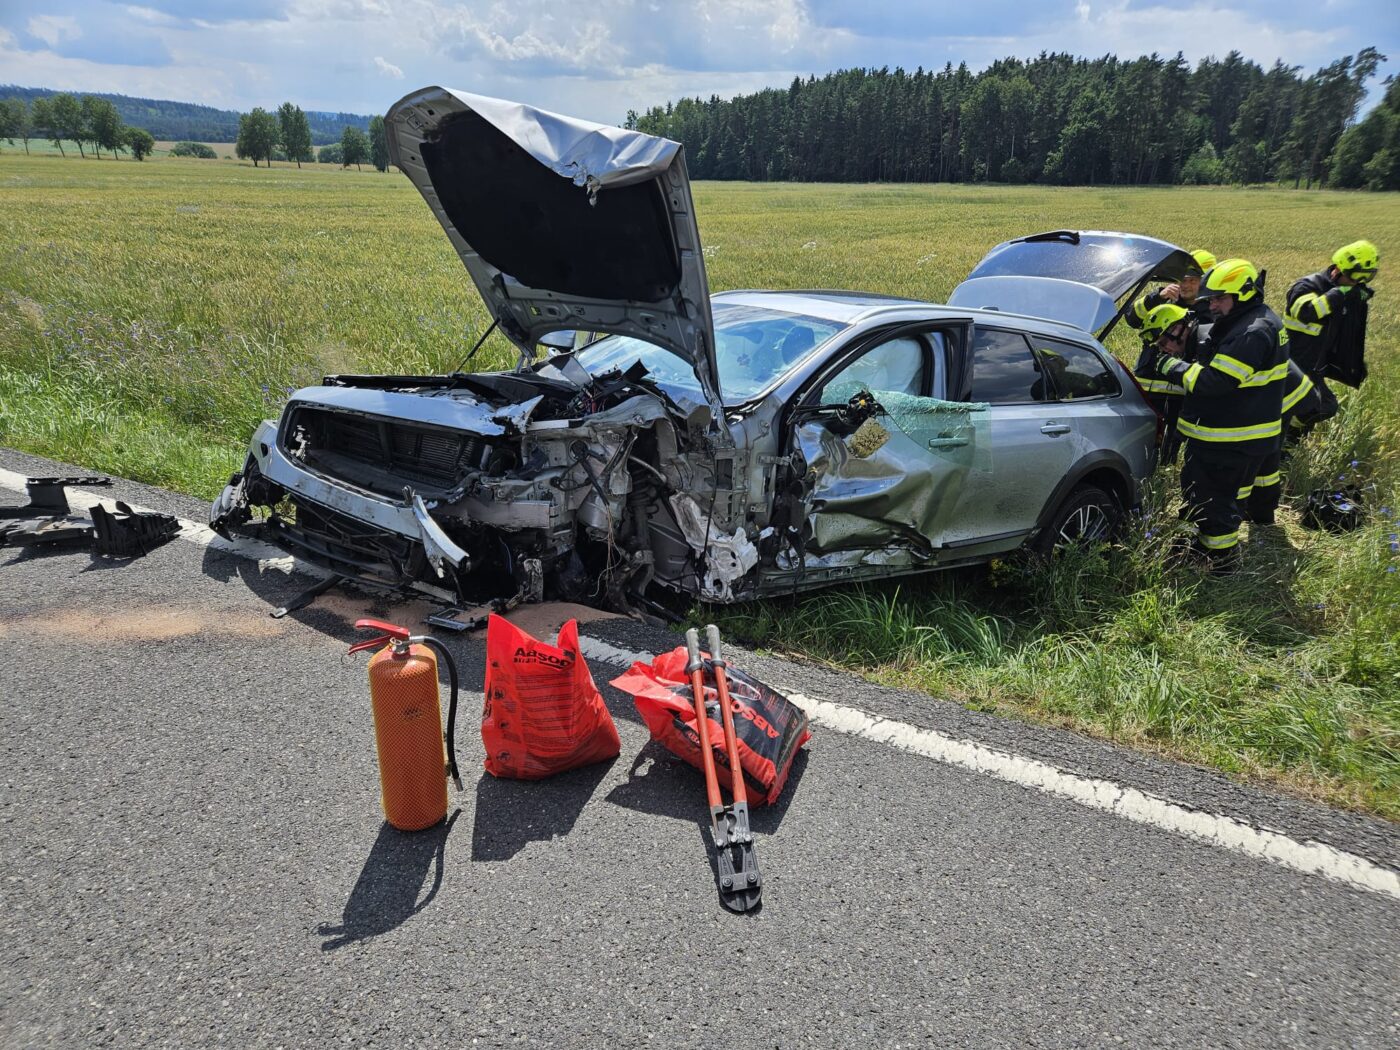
left=414, top=635, right=464, bottom=792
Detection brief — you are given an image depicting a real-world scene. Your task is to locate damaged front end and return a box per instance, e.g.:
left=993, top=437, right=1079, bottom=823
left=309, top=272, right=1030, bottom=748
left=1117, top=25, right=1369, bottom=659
left=212, top=87, right=766, bottom=615
left=211, top=360, right=756, bottom=614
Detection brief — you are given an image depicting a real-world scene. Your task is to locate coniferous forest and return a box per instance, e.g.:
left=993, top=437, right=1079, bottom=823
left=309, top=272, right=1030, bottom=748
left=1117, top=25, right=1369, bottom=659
left=629, top=48, right=1398, bottom=190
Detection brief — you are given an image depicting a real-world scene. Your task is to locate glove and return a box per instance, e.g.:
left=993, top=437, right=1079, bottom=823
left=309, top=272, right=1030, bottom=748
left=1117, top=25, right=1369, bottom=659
left=1357, top=283, right=1375, bottom=302
left=1157, top=356, right=1187, bottom=381
left=1325, top=285, right=1350, bottom=310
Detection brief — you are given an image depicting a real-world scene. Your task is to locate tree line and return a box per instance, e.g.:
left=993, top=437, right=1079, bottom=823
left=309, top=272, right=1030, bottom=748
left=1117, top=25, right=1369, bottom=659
left=628, top=48, right=1394, bottom=189
left=234, top=103, right=391, bottom=171
left=0, top=86, right=370, bottom=145
left=0, top=93, right=155, bottom=160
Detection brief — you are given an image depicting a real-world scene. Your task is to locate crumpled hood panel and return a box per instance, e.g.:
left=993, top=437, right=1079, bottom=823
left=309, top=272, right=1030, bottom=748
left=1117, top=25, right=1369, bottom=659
left=383, top=86, right=721, bottom=424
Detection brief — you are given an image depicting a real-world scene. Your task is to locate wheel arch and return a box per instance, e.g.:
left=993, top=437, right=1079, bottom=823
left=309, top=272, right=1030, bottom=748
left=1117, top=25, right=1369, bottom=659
left=1033, top=450, right=1137, bottom=531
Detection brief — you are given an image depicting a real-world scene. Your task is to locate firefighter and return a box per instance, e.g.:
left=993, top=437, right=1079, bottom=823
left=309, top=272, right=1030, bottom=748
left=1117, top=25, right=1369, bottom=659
left=1238, top=360, right=1320, bottom=525
left=1124, top=248, right=1218, bottom=332
left=1154, top=259, right=1287, bottom=570
left=1283, top=239, right=1379, bottom=432
left=1133, top=303, right=1196, bottom=463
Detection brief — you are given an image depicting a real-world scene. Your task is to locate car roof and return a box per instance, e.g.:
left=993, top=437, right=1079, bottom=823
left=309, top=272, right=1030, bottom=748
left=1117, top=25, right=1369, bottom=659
left=714, top=289, right=933, bottom=323
left=712, top=288, right=1096, bottom=341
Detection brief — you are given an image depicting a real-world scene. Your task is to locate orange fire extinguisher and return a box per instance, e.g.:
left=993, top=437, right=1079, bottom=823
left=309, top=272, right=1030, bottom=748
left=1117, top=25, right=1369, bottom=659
left=350, top=618, right=464, bottom=832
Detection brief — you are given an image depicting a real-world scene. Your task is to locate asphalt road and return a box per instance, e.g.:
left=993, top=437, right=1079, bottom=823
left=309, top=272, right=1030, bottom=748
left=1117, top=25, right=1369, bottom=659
left=1, top=448, right=1397, bottom=1049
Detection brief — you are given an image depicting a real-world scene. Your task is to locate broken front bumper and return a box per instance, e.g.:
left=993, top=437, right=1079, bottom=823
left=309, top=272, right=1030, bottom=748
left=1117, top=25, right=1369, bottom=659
left=212, top=419, right=471, bottom=589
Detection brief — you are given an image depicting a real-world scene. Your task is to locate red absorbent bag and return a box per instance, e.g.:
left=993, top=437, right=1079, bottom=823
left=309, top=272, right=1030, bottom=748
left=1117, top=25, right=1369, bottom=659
left=481, top=614, right=621, bottom=779
left=610, top=648, right=811, bottom=806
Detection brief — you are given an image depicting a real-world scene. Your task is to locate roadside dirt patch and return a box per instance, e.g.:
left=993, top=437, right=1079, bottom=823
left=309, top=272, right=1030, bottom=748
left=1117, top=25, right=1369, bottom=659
left=0, top=605, right=287, bottom=642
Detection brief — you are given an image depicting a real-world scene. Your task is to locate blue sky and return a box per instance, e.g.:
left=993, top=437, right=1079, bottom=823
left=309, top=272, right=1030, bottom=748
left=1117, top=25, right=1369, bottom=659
left=1, top=1, right=1396, bottom=125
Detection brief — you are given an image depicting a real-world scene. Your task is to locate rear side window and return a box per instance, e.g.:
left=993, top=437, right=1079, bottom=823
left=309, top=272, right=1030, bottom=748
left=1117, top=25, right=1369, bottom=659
left=968, top=328, right=1049, bottom=404
left=1030, top=337, right=1120, bottom=400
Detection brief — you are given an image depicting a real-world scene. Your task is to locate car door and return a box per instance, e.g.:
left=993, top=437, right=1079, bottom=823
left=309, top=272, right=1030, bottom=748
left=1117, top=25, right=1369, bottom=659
left=1020, top=331, right=1156, bottom=469
left=789, top=324, right=979, bottom=567
left=934, top=325, right=1077, bottom=552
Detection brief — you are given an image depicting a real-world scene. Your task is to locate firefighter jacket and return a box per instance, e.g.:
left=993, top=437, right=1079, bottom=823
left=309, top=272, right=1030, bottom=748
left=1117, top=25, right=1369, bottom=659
left=1134, top=325, right=1199, bottom=400
left=1281, top=359, right=1320, bottom=421
left=1157, top=299, right=1288, bottom=455
left=1284, top=269, right=1370, bottom=388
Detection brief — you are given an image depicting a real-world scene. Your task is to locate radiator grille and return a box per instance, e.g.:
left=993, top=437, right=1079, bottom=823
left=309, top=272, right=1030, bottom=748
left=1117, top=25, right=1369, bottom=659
left=288, top=405, right=483, bottom=492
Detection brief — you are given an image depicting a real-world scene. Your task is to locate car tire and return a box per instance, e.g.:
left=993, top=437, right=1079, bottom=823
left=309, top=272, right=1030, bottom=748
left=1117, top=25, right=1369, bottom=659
left=1031, top=484, right=1121, bottom=556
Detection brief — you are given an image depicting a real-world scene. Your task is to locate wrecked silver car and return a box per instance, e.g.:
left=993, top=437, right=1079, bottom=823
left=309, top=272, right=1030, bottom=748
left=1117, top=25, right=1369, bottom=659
left=211, top=88, right=1182, bottom=615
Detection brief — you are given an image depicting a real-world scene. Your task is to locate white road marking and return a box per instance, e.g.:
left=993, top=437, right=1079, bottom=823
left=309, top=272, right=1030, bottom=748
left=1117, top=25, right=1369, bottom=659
left=578, top=637, right=1400, bottom=901
left=5, top=469, right=1398, bottom=900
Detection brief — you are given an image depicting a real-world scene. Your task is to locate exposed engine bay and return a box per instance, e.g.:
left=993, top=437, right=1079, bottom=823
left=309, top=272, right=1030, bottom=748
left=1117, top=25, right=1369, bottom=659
left=211, top=357, right=764, bottom=616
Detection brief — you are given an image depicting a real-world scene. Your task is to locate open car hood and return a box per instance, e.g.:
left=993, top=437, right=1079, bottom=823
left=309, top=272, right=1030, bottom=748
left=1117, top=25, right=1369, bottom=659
left=384, top=87, right=720, bottom=417
left=948, top=230, right=1195, bottom=337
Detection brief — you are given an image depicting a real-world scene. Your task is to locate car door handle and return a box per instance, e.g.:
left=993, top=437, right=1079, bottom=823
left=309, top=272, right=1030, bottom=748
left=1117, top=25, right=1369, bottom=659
left=927, top=436, right=969, bottom=449
left=1040, top=423, right=1071, bottom=436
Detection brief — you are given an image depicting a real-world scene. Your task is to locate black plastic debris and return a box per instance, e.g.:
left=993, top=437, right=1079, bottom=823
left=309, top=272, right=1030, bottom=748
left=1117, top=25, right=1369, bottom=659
left=0, top=476, right=111, bottom=520
left=0, top=476, right=179, bottom=557
left=91, top=501, right=181, bottom=557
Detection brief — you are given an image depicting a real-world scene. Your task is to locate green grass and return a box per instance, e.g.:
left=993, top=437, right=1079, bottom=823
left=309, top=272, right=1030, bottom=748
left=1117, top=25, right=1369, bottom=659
left=2, top=154, right=1398, bottom=817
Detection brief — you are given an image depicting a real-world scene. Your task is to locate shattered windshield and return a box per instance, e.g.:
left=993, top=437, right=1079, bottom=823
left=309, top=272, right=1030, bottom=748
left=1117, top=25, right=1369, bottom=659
left=575, top=302, right=849, bottom=404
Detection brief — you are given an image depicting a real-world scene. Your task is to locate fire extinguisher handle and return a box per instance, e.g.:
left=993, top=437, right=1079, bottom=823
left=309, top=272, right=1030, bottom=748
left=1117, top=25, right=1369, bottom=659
left=355, top=618, right=410, bottom=638
left=348, top=619, right=411, bottom=655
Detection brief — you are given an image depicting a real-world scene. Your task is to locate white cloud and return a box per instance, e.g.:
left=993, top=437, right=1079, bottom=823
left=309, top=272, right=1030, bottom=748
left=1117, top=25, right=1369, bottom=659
left=27, top=14, right=81, bottom=46
left=122, top=5, right=181, bottom=25
left=0, top=0, right=1392, bottom=125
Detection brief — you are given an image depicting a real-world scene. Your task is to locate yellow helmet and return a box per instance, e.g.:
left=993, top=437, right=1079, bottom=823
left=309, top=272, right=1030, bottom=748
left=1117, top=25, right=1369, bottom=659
left=1140, top=303, right=1190, bottom=343
left=1197, top=258, right=1260, bottom=302
left=1331, top=239, right=1378, bottom=284
left=1188, top=249, right=1216, bottom=275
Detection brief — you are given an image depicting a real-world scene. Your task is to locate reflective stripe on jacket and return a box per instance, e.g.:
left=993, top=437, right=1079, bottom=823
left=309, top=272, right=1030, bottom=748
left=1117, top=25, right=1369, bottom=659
left=1165, top=300, right=1287, bottom=454
left=1284, top=269, right=1369, bottom=387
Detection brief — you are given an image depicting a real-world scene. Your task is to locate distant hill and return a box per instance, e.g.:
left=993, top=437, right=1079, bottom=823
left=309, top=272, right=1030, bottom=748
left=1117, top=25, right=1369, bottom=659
left=0, top=86, right=373, bottom=146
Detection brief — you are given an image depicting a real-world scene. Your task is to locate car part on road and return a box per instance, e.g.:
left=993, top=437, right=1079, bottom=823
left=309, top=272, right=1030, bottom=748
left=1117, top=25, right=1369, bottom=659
left=270, top=574, right=345, bottom=619
left=480, top=614, right=621, bottom=780
left=1, top=477, right=179, bottom=557
left=350, top=619, right=464, bottom=832
left=0, top=476, right=111, bottom=519
left=702, top=625, right=762, bottom=913
left=90, top=502, right=181, bottom=558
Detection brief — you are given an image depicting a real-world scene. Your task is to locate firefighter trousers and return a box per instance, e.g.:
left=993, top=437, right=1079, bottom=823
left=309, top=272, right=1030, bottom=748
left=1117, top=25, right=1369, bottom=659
left=1180, top=440, right=1266, bottom=557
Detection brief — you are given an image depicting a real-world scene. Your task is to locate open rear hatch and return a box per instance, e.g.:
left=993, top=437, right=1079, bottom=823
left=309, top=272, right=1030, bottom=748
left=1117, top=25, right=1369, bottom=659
left=384, top=87, right=721, bottom=421
left=948, top=230, right=1196, bottom=338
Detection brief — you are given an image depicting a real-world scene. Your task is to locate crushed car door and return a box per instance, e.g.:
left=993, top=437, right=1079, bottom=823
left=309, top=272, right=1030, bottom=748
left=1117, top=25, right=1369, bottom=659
left=788, top=324, right=987, bottom=567
left=934, top=325, right=1078, bottom=551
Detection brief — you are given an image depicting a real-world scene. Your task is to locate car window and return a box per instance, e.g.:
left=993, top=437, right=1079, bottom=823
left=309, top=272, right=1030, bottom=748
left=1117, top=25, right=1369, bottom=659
left=821, top=335, right=928, bottom=403
left=1029, top=337, right=1120, bottom=400
left=967, top=328, right=1049, bottom=404
left=574, top=301, right=848, bottom=404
